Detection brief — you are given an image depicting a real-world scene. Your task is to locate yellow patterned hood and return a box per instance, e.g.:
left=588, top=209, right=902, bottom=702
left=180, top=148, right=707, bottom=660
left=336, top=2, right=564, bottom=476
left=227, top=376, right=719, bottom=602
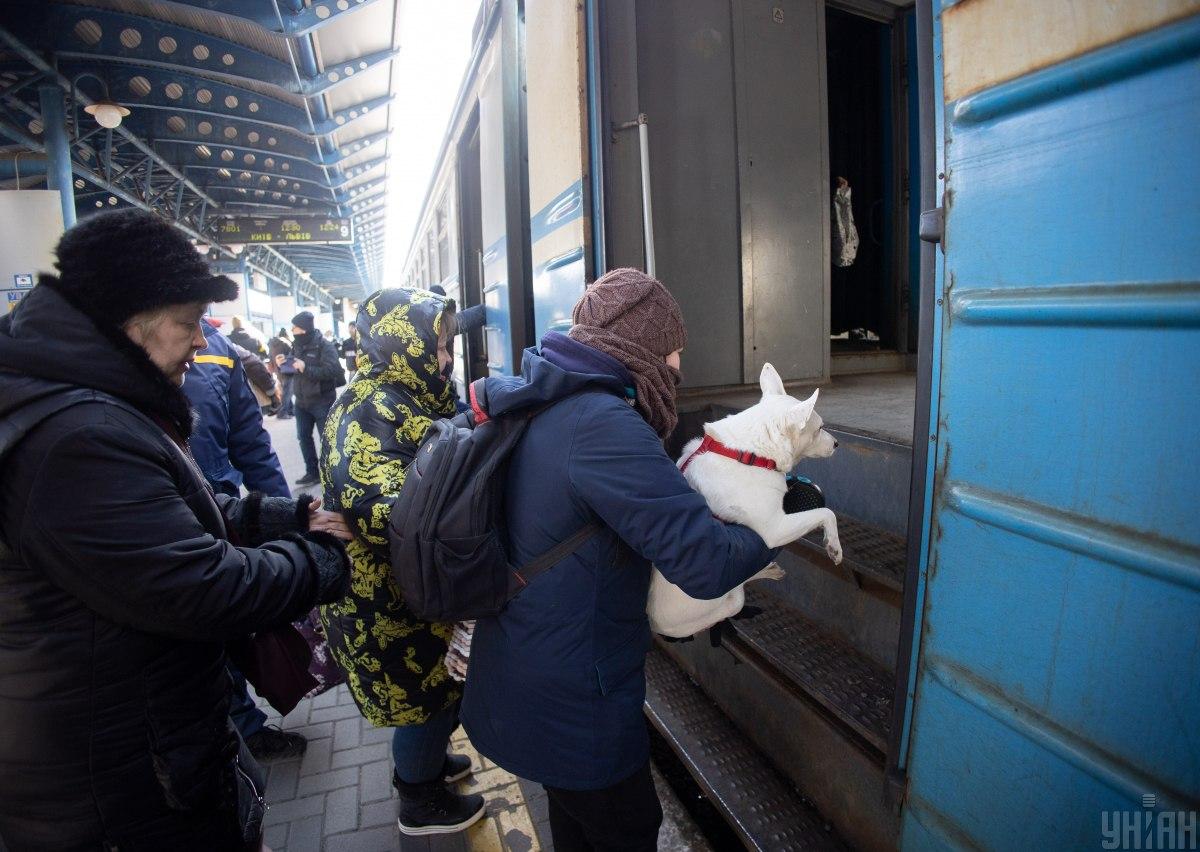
left=354, top=287, right=456, bottom=415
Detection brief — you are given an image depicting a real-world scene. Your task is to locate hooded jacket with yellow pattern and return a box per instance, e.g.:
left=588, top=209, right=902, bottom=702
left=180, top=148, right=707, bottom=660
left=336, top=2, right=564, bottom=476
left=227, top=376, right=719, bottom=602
left=319, top=288, right=459, bottom=727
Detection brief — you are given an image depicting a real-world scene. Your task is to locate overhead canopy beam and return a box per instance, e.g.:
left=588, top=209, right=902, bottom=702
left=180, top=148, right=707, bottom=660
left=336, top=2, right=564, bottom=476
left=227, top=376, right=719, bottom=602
left=158, top=0, right=387, bottom=38
left=68, top=62, right=395, bottom=140
left=18, top=6, right=399, bottom=99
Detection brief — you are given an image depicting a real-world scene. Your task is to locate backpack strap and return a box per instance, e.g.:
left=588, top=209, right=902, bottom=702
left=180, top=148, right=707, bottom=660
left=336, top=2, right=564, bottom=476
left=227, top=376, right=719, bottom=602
left=511, top=521, right=603, bottom=589
left=468, top=379, right=490, bottom=425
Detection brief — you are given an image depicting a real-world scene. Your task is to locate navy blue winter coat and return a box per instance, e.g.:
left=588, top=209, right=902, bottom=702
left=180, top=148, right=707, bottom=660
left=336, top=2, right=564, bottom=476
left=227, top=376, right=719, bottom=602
left=183, top=322, right=289, bottom=498
left=461, top=332, right=775, bottom=790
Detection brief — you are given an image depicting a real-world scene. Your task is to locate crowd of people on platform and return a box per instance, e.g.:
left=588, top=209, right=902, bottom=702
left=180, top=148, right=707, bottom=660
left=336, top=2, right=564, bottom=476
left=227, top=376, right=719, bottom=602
left=0, top=209, right=779, bottom=851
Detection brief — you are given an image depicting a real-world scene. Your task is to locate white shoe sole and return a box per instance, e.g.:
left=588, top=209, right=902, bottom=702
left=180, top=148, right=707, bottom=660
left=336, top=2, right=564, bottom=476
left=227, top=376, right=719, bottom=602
left=397, top=803, right=486, bottom=836
left=443, top=765, right=472, bottom=784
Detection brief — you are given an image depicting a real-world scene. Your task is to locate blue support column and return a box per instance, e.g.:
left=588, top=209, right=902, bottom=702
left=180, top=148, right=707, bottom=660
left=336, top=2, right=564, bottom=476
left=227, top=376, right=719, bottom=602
left=38, top=84, right=75, bottom=227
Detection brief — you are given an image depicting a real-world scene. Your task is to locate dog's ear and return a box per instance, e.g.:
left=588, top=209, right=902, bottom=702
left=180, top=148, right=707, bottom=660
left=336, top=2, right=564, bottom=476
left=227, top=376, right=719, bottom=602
left=759, top=363, right=785, bottom=397
left=789, top=389, right=819, bottom=429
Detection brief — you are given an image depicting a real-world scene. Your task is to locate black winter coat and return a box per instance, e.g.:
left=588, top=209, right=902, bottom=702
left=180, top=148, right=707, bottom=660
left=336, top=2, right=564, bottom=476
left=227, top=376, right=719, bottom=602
left=289, top=330, right=343, bottom=408
left=228, top=326, right=266, bottom=357
left=0, top=284, right=346, bottom=851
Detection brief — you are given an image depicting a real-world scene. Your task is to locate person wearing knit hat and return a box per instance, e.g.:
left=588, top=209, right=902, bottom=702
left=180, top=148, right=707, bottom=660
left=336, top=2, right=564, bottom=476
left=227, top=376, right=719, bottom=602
left=461, top=269, right=777, bottom=851
left=0, top=209, right=354, bottom=850
left=568, top=267, right=688, bottom=438
left=280, top=309, right=345, bottom=486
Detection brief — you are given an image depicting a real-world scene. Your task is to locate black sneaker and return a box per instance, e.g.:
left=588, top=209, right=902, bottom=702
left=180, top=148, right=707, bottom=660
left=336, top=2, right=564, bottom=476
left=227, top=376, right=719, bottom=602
left=394, top=776, right=485, bottom=836
left=442, top=752, right=472, bottom=784
left=245, top=726, right=307, bottom=761
left=294, top=472, right=319, bottom=486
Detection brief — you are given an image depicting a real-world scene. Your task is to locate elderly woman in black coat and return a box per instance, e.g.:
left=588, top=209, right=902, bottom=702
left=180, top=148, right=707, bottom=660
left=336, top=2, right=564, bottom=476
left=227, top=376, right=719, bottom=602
left=0, top=210, right=352, bottom=851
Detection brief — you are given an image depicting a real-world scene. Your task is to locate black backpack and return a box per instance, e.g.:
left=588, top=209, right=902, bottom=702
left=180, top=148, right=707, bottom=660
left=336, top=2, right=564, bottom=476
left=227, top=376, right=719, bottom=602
left=325, top=337, right=347, bottom=388
left=388, top=380, right=599, bottom=622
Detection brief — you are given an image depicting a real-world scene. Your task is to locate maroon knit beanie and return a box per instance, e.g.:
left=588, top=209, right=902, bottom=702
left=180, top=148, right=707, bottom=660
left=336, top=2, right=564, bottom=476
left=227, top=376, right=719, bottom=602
left=569, top=268, right=687, bottom=438
left=571, top=268, right=687, bottom=356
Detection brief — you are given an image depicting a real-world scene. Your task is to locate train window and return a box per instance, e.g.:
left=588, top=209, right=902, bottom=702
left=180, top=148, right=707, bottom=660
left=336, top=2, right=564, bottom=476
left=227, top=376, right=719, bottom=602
left=436, top=196, right=450, bottom=281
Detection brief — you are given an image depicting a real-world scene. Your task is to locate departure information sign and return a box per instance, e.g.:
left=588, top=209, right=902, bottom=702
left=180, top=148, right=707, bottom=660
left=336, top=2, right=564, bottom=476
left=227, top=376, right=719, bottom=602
left=215, top=216, right=353, bottom=245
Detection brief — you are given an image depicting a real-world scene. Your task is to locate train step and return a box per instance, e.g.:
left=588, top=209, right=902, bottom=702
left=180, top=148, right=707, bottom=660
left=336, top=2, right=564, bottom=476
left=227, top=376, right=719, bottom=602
left=723, top=585, right=895, bottom=755
left=643, top=647, right=849, bottom=851
left=787, top=514, right=907, bottom=593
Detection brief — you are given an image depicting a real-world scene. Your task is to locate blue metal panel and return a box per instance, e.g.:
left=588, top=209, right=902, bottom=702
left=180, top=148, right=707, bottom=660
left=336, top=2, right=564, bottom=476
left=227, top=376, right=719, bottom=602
left=528, top=179, right=586, bottom=341
left=902, top=11, right=1200, bottom=850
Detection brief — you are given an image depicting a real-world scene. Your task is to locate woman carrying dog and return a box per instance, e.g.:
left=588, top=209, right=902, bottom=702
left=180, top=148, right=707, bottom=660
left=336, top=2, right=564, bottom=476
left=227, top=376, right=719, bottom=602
left=0, top=210, right=353, bottom=850
left=461, top=268, right=778, bottom=851
left=318, top=287, right=485, bottom=836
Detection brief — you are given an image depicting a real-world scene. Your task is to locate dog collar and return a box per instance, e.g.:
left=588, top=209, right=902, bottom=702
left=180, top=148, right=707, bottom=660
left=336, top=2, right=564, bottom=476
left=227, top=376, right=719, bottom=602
left=680, top=435, right=778, bottom=473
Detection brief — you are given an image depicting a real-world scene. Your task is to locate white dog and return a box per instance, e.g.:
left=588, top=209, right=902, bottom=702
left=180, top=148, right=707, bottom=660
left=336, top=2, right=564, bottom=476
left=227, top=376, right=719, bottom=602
left=647, top=363, right=842, bottom=638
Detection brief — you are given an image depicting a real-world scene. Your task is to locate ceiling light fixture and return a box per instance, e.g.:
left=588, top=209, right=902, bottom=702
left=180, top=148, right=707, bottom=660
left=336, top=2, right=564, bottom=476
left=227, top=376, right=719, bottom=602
left=84, top=100, right=130, bottom=129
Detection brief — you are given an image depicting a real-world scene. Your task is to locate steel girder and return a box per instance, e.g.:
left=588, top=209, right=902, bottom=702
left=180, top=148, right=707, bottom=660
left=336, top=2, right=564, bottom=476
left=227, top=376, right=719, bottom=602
left=48, top=61, right=395, bottom=141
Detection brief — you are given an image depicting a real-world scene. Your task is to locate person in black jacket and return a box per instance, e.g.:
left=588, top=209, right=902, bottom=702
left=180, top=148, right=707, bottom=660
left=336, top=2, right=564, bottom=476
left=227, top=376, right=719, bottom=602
left=279, top=311, right=343, bottom=486
left=228, top=314, right=267, bottom=357
left=341, top=322, right=358, bottom=375
left=268, top=328, right=295, bottom=418
left=0, top=210, right=353, bottom=851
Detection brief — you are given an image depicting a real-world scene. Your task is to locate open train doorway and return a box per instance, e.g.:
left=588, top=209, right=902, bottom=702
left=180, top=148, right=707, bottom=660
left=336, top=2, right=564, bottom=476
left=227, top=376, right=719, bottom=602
left=826, top=3, right=920, bottom=372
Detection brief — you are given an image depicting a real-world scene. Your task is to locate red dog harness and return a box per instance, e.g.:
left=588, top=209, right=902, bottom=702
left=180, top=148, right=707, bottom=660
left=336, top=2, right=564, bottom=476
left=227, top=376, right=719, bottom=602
left=679, top=435, right=778, bottom=473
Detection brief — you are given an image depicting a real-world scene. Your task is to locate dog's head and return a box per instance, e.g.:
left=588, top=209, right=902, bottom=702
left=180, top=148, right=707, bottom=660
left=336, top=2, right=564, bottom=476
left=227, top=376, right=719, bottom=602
left=749, top=363, right=838, bottom=467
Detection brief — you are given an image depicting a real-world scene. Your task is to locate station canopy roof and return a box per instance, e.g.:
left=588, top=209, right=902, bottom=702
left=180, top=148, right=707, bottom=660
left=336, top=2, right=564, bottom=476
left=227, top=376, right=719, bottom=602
left=0, top=0, right=402, bottom=302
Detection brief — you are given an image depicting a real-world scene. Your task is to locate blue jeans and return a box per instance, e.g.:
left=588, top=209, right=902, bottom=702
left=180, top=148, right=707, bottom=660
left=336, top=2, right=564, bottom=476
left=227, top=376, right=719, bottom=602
left=228, top=664, right=266, bottom=739
left=392, top=703, right=460, bottom=784
left=294, top=401, right=331, bottom=477
left=280, top=373, right=295, bottom=416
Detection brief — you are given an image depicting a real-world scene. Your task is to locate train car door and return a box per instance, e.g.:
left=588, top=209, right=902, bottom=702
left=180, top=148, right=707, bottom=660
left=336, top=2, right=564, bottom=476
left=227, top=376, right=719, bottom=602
left=601, top=0, right=830, bottom=388
left=900, top=3, right=1200, bottom=848
left=456, top=114, right=489, bottom=383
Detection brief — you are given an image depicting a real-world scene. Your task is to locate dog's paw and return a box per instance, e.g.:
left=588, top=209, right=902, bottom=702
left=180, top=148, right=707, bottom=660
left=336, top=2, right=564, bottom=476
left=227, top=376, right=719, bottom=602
left=758, top=562, right=785, bottom=581
left=825, top=536, right=843, bottom=565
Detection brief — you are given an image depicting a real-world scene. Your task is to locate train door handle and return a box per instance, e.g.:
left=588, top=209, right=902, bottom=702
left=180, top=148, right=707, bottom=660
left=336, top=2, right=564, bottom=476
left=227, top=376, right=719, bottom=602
left=919, top=206, right=944, bottom=245
left=612, top=113, right=656, bottom=278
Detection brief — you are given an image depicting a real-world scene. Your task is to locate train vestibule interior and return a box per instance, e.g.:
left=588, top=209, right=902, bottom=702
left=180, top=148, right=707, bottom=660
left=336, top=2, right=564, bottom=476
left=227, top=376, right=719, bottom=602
left=825, top=5, right=918, bottom=362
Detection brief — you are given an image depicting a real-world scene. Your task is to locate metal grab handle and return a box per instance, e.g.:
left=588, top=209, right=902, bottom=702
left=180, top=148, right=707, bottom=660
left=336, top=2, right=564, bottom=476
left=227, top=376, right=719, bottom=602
left=613, top=113, right=656, bottom=278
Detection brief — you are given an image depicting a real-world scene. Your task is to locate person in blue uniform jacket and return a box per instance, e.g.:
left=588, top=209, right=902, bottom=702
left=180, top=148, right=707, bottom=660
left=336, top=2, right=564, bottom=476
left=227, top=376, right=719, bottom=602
left=184, top=320, right=289, bottom=498
left=183, top=319, right=310, bottom=761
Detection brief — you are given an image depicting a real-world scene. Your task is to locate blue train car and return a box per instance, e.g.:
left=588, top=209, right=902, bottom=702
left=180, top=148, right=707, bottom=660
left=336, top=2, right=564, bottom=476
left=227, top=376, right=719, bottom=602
left=402, top=1, right=1200, bottom=848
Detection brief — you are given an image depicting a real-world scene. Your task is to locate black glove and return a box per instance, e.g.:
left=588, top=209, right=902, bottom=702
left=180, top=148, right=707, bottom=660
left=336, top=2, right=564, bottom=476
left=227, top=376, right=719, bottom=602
left=300, top=531, right=351, bottom=604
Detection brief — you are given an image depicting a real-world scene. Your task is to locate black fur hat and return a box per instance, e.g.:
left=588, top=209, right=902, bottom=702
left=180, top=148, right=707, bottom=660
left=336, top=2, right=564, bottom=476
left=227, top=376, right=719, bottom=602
left=41, top=209, right=238, bottom=329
